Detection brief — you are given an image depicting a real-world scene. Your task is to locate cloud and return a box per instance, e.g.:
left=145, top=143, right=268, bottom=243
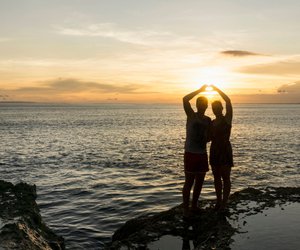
left=228, top=81, right=300, bottom=103
left=277, top=81, right=300, bottom=94
left=13, top=78, right=145, bottom=94
left=0, top=94, right=9, bottom=100
left=238, top=59, right=300, bottom=76
left=56, top=23, right=198, bottom=47
left=231, top=93, right=300, bottom=103
left=237, top=55, right=300, bottom=76
left=0, top=78, right=163, bottom=102
left=57, top=23, right=171, bottom=45
left=220, top=50, right=263, bottom=57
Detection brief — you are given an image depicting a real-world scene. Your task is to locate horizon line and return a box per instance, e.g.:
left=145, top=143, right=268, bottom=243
left=0, top=101, right=299, bottom=105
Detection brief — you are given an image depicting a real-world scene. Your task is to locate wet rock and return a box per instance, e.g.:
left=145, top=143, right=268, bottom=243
left=107, top=187, right=300, bottom=250
left=109, top=205, right=235, bottom=250
left=0, top=180, right=65, bottom=250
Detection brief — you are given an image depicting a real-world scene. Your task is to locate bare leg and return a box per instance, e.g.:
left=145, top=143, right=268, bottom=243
left=221, top=166, right=231, bottom=209
left=212, top=166, right=222, bottom=209
left=182, top=172, right=195, bottom=215
left=191, top=172, right=206, bottom=209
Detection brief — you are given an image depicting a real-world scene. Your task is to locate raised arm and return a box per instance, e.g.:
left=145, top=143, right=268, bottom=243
left=183, top=85, right=207, bottom=116
left=212, top=85, right=232, bottom=123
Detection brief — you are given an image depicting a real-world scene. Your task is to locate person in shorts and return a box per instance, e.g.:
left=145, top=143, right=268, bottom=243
left=182, top=85, right=211, bottom=217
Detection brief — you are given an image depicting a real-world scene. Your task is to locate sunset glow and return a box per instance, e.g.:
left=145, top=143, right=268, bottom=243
left=0, top=0, right=299, bottom=103
left=201, top=86, right=216, bottom=100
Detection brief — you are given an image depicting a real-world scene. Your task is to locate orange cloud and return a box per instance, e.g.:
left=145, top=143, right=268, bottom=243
left=238, top=60, right=300, bottom=76
left=277, top=81, right=300, bottom=93
left=0, top=78, right=162, bottom=103
left=13, top=78, right=145, bottom=94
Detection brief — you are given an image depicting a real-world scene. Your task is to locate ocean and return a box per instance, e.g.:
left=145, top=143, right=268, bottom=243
left=0, top=103, right=299, bottom=249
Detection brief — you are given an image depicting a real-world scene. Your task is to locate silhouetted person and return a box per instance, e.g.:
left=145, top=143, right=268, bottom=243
left=209, top=85, right=233, bottom=210
left=182, top=85, right=211, bottom=217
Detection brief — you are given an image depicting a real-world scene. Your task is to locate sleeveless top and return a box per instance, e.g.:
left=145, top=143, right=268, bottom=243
left=209, top=116, right=233, bottom=167
left=185, top=113, right=211, bottom=154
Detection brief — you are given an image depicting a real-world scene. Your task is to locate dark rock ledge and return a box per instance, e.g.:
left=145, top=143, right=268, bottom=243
left=107, top=187, right=300, bottom=250
left=0, top=180, right=65, bottom=250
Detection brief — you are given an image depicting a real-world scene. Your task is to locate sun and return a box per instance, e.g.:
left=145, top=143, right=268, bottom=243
left=186, top=66, right=230, bottom=100
left=203, top=86, right=217, bottom=100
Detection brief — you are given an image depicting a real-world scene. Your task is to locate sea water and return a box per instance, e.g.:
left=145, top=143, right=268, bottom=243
left=0, top=103, right=299, bottom=249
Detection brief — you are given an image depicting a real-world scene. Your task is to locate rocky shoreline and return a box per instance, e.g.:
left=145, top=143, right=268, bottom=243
left=1, top=180, right=299, bottom=250
left=107, top=187, right=300, bottom=250
left=0, top=180, right=64, bottom=250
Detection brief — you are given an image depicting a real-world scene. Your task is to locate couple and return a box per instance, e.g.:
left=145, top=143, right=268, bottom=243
left=182, top=84, right=233, bottom=217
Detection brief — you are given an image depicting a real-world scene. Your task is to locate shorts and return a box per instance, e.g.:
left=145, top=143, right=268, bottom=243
left=184, top=152, right=209, bottom=173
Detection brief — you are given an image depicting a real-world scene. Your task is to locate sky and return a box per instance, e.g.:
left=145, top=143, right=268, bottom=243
left=0, top=0, right=300, bottom=103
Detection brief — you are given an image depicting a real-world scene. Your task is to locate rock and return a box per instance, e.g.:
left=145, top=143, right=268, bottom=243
left=107, top=187, right=300, bottom=250
left=0, top=180, right=65, bottom=250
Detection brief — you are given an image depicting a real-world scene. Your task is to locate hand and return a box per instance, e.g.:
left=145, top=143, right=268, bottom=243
left=210, top=85, right=220, bottom=91
left=199, top=84, right=208, bottom=91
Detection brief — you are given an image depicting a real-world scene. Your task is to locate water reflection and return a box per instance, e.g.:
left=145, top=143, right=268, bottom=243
left=0, top=104, right=299, bottom=248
